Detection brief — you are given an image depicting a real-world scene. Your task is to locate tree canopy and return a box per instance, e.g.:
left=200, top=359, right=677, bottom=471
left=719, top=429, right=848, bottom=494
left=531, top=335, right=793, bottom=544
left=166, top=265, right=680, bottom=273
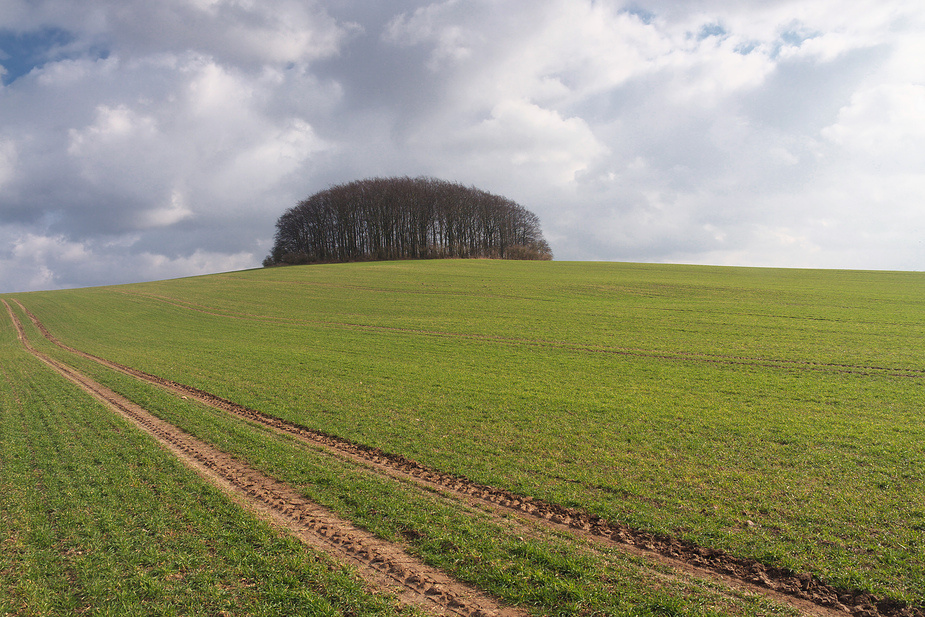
left=264, top=176, right=552, bottom=266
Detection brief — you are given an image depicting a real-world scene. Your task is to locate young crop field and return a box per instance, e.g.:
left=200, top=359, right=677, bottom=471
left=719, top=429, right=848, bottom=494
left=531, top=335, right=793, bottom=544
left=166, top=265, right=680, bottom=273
left=3, top=259, right=924, bottom=616
left=0, top=302, right=415, bottom=616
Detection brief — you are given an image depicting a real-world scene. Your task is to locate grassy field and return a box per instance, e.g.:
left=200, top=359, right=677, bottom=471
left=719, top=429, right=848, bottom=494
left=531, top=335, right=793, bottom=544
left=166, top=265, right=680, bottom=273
left=5, top=260, right=925, bottom=610
left=8, top=304, right=791, bottom=617
left=0, top=302, right=415, bottom=616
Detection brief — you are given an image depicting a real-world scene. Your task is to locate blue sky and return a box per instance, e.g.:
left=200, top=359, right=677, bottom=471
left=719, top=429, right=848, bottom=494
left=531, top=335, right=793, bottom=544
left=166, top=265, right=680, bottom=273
left=0, top=27, right=70, bottom=84
left=1, top=0, right=923, bottom=291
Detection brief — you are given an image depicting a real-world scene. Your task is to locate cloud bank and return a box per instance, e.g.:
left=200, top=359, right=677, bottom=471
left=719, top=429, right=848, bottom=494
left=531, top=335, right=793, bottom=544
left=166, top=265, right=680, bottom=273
left=1, top=0, right=923, bottom=291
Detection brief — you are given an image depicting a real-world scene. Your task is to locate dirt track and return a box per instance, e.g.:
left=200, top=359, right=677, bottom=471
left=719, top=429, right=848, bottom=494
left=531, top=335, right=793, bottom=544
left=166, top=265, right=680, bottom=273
left=4, top=299, right=523, bottom=617
left=8, top=298, right=924, bottom=617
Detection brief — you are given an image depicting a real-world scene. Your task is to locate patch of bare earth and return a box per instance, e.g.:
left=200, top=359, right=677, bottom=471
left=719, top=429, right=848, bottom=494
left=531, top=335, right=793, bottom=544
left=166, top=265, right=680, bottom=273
left=12, top=299, right=924, bottom=617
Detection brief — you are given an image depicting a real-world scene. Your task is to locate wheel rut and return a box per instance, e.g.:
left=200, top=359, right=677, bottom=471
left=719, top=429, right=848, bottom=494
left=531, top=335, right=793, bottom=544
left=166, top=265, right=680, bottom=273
left=4, top=299, right=523, bottom=617
left=11, top=299, right=924, bottom=617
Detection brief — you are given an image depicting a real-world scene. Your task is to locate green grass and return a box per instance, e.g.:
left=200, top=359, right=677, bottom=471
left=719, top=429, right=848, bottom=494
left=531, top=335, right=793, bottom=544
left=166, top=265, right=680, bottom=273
left=0, top=308, right=414, bottom=617
left=9, top=303, right=797, bottom=617
left=6, top=260, right=925, bottom=606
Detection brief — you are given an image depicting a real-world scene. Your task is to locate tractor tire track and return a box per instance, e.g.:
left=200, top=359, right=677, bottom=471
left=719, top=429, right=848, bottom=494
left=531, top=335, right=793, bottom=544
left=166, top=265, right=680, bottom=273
left=13, top=300, right=924, bottom=617
left=3, top=300, right=522, bottom=617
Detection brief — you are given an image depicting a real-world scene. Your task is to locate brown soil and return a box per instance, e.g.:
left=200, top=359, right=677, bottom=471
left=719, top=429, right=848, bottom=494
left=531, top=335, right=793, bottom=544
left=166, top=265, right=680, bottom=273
left=4, top=299, right=523, bottom=617
left=11, top=298, right=925, bottom=617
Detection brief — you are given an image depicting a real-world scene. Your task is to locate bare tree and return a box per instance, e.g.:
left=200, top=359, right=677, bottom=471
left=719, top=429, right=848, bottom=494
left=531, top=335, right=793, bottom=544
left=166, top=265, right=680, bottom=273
left=264, top=176, right=553, bottom=266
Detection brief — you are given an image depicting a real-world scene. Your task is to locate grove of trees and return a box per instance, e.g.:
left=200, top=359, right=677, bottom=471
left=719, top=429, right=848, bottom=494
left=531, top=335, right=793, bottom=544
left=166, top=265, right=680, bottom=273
left=264, top=176, right=553, bottom=266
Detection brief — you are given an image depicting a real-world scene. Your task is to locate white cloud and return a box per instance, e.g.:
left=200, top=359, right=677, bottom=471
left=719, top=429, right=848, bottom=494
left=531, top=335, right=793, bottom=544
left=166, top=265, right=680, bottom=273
left=12, top=231, right=90, bottom=262
left=384, top=1, right=480, bottom=70
left=133, top=247, right=257, bottom=278
left=3, top=0, right=352, bottom=65
left=67, top=104, right=158, bottom=157
left=443, top=99, right=608, bottom=185
left=2, top=0, right=925, bottom=291
left=386, top=0, right=671, bottom=107
left=184, top=59, right=256, bottom=119
left=657, top=36, right=774, bottom=106
left=821, top=83, right=925, bottom=164
left=6, top=51, right=333, bottom=238
left=1, top=230, right=256, bottom=292
left=136, top=190, right=194, bottom=229
left=205, top=117, right=328, bottom=204
left=4, top=232, right=92, bottom=291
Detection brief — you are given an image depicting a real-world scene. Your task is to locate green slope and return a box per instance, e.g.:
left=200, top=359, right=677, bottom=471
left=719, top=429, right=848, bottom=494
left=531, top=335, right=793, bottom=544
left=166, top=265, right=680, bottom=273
left=7, top=260, right=925, bottom=606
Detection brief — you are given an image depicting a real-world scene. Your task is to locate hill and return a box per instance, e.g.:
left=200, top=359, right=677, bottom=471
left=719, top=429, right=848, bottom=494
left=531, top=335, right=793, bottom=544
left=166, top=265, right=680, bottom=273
left=3, top=260, right=925, bottom=616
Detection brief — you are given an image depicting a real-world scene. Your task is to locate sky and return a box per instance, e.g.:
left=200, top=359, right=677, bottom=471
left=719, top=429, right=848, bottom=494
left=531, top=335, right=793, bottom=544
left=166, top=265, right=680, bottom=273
left=1, top=0, right=923, bottom=292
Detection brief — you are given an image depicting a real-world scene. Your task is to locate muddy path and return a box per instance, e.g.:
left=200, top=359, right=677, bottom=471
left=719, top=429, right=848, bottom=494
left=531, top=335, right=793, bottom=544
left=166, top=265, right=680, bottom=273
left=4, top=299, right=525, bottom=617
left=11, top=299, right=924, bottom=617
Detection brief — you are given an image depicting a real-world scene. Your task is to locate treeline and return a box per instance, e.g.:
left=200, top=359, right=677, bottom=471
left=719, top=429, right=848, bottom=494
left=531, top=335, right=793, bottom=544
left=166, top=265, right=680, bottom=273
left=264, top=176, right=553, bottom=266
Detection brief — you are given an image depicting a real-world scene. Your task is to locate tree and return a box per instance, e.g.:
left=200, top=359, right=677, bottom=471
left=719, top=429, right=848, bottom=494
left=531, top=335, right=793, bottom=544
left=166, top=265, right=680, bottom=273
left=264, top=176, right=553, bottom=266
